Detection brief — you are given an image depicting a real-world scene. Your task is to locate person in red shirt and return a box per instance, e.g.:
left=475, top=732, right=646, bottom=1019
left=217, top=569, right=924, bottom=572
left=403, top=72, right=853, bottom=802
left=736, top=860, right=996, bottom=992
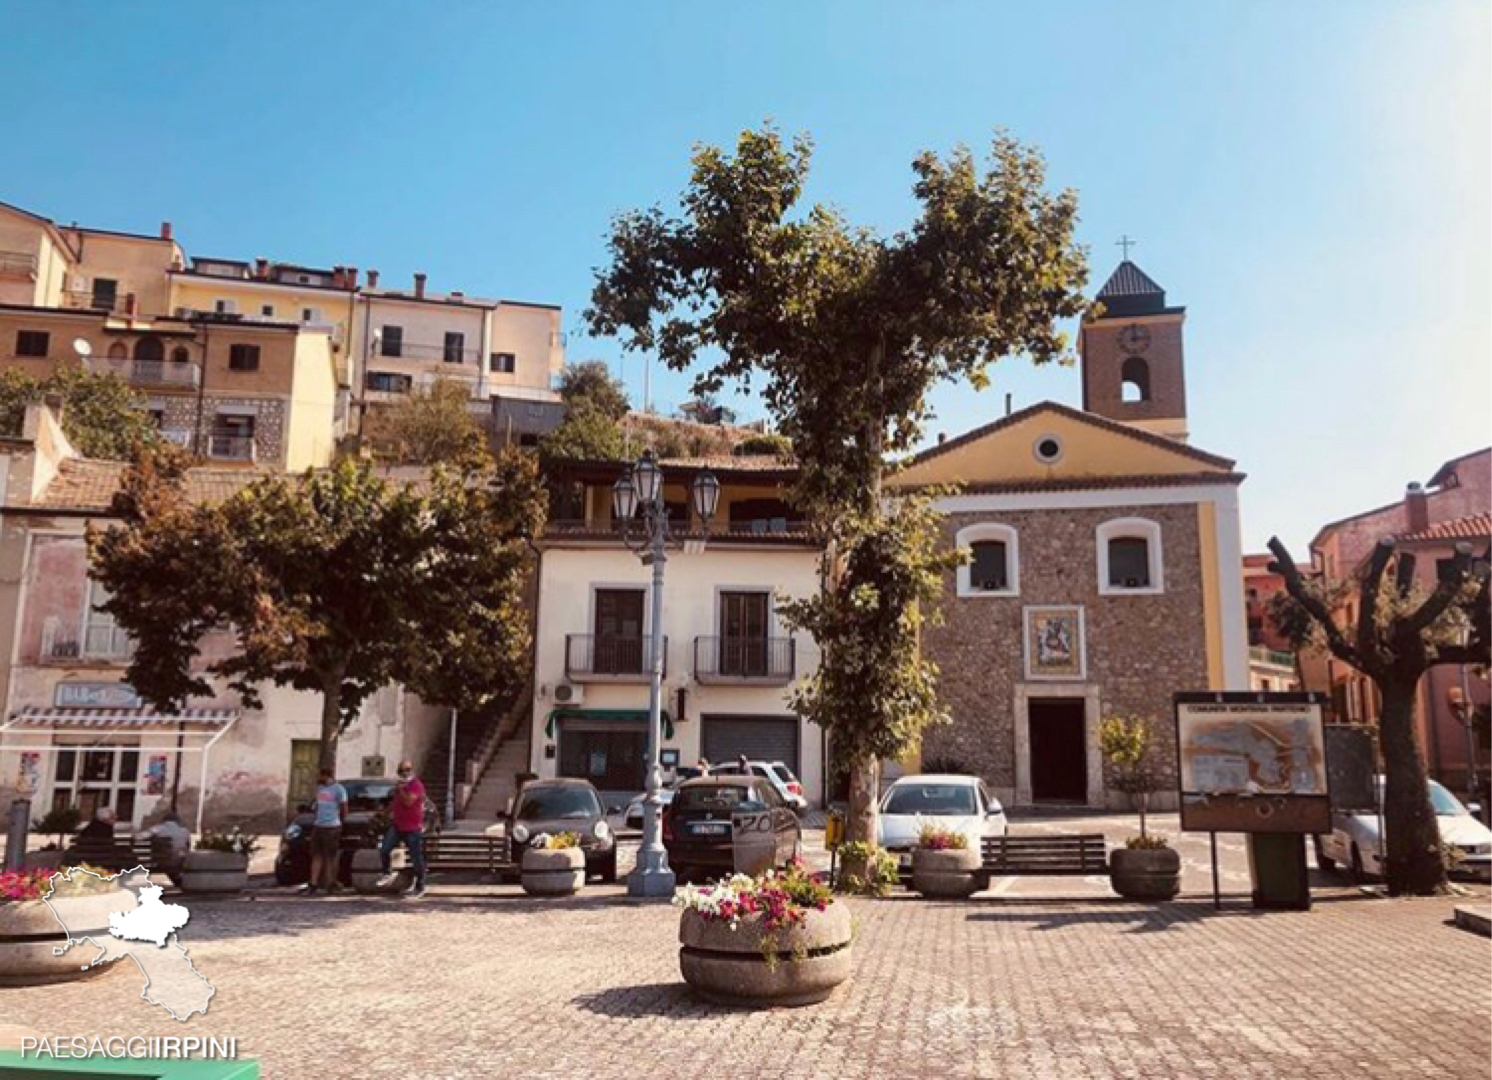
left=377, top=760, right=428, bottom=897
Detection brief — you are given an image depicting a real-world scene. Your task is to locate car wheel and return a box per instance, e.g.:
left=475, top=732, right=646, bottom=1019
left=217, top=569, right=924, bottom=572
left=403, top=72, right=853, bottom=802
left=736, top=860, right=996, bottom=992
left=1350, top=844, right=1365, bottom=882
left=1313, top=836, right=1336, bottom=873
left=274, top=862, right=299, bottom=887
left=600, top=851, right=618, bottom=884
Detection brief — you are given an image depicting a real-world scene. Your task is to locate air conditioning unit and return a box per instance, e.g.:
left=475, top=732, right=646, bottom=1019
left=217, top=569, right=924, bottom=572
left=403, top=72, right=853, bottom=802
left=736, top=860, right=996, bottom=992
left=552, top=683, right=584, bottom=705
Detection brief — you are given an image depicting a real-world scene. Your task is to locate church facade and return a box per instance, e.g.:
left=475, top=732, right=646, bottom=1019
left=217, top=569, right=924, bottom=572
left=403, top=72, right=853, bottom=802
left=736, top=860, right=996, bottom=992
left=893, top=261, right=1248, bottom=810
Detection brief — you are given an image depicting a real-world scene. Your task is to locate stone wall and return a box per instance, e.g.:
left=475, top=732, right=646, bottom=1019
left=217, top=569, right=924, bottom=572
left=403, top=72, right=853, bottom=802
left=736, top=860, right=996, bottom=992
left=921, top=502, right=1209, bottom=808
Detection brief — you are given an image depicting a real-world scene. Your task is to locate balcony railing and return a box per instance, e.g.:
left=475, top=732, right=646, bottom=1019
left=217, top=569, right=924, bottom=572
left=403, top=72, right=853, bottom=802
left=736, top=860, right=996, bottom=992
left=1249, top=646, right=1296, bottom=669
left=545, top=519, right=815, bottom=543
left=0, top=250, right=37, bottom=278
left=159, top=429, right=195, bottom=448
left=62, top=289, right=129, bottom=314
left=206, top=434, right=256, bottom=462
left=565, top=634, right=667, bottom=682
left=42, top=622, right=135, bottom=663
left=375, top=341, right=481, bottom=363
left=693, top=636, right=796, bottom=685
left=88, top=357, right=200, bottom=388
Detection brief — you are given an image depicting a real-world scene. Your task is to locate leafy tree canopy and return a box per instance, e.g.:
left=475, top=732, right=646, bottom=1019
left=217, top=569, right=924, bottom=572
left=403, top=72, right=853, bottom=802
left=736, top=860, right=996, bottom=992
left=0, top=367, right=160, bottom=460
left=733, top=432, right=793, bottom=458
left=558, top=360, right=630, bottom=421
left=88, top=451, right=546, bottom=771
left=540, top=399, right=629, bottom=462
left=365, top=378, right=491, bottom=469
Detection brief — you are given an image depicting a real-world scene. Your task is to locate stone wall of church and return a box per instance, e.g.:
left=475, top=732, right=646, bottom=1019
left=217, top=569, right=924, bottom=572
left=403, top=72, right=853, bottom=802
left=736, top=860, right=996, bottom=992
left=920, top=501, right=1209, bottom=808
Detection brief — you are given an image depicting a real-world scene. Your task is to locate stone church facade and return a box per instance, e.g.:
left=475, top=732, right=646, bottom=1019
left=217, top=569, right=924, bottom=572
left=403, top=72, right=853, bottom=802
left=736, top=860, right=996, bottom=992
left=893, top=261, right=1248, bottom=810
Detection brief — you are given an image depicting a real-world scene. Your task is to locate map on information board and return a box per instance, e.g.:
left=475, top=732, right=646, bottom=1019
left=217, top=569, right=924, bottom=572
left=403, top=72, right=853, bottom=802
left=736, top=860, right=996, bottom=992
left=1177, top=701, right=1327, bottom=796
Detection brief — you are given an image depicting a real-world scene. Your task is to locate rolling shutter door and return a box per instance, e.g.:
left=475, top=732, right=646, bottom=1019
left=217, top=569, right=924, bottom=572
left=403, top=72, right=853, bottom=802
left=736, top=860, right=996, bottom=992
left=701, top=715, right=799, bottom=773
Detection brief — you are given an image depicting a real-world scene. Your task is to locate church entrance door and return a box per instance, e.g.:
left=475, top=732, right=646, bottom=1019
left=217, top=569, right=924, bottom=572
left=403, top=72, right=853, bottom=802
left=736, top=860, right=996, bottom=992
left=1028, top=699, right=1088, bottom=803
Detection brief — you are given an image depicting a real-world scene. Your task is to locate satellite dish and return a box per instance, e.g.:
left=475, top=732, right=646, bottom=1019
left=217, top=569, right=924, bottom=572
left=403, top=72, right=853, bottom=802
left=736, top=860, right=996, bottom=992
left=73, top=338, right=93, bottom=358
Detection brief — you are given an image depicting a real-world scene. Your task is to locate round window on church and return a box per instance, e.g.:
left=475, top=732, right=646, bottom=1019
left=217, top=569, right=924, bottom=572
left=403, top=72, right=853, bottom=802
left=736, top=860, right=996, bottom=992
left=1033, top=435, right=1064, bottom=465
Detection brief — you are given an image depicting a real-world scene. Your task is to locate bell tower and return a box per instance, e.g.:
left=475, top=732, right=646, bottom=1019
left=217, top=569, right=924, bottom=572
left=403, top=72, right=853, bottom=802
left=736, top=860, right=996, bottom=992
left=1080, top=259, right=1189, bottom=442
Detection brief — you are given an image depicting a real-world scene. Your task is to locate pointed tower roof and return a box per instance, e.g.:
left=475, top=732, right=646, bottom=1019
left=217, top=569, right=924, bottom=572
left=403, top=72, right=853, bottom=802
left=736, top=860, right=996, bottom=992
left=1095, top=260, right=1176, bottom=317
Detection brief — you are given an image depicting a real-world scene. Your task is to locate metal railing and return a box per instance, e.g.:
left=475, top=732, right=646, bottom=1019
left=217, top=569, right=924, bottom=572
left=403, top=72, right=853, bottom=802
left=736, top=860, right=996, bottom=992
left=564, top=634, right=667, bottom=681
left=376, top=341, right=480, bottom=363
left=207, top=433, right=256, bottom=462
left=0, top=250, right=37, bottom=277
left=62, top=289, right=129, bottom=314
left=1249, top=645, right=1296, bottom=669
left=159, top=429, right=194, bottom=448
left=544, top=519, right=813, bottom=541
left=693, top=636, right=795, bottom=684
left=88, top=357, right=200, bottom=387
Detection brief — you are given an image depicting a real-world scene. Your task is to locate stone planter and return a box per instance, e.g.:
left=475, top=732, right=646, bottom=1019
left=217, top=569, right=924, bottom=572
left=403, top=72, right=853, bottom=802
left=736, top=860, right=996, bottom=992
left=0, top=891, right=123, bottom=986
left=521, top=847, right=585, bottom=896
left=351, top=848, right=411, bottom=895
left=180, top=850, right=249, bottom=894
left=1109, top=846, right=1181, bottom=901
left=912, top=846, right=983, bottom=899
left=678, top=901, right=853, bottom=1008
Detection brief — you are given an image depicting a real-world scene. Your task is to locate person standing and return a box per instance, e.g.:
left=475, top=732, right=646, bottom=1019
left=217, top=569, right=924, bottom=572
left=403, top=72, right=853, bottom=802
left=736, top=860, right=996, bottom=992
left=304, top=767, right=347, bottom=896
left=377, top=760, right=428, bottom=898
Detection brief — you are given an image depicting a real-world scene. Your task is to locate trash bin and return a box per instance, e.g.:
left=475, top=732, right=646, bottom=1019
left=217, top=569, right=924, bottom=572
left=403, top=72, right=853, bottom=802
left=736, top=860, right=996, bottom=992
left=825, top=808, right=845, bottom=852
left=732, top=806, right=777, bottom=877
left=1247, top=833, right=1311, bottom=910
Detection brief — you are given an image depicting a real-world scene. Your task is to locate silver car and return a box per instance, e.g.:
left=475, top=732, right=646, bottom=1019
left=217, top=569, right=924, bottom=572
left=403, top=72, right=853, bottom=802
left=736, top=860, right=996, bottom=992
left=876, top=774, right=1008, bottom=875
left=1315, top=777, right=1492, bottom=881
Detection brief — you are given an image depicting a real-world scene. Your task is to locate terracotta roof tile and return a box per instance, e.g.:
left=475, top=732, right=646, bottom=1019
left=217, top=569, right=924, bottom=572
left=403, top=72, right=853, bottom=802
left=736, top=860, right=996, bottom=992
left=1399, top=512, right=1492, bottom=545
left=26, top=459, right=268, bottom=513
left=911, top=471, right=1245, bottom=496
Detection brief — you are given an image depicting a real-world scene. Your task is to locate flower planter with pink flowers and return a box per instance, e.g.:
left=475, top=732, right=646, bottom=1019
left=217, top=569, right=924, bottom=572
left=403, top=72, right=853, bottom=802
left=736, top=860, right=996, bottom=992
left=0, top=866, right=126, bottom=986
left=673, top=863, right=852, bottom=1008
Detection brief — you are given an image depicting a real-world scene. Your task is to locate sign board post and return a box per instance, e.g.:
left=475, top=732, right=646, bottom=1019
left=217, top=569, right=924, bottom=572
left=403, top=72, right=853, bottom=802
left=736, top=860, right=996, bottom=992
left=1174, top=692, right=1330, bottom=911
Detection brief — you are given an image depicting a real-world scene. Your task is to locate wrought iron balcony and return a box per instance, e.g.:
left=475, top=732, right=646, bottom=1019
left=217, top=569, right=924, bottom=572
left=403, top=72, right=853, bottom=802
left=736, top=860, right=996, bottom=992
left=88, top=357, right=200, bottom=388
left=693, top=636, right=796, bottom=685
left=375, top=341, right=481, bottom=363
left=62, top=289, right=129, bottom=314
left=41, top=622, right=136, bottom=664
left=1249, top=646, right=1296, bottom=669
left=564, top=634, right=667, bottom=682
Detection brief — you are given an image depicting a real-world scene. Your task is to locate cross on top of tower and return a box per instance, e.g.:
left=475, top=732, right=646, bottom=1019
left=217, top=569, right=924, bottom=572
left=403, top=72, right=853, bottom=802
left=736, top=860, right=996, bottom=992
left=1116, top=234, right=1137, bottom=260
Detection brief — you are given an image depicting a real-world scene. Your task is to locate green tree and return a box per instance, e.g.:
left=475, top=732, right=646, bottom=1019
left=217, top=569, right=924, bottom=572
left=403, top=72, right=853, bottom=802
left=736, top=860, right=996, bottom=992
left=367, top=378, right=490, bottom=468
left=558, top=360, right=630, bottom=421
left=1099, top=714, right=1161, bottom=843
left=88, top=452, right=545, bottom=773
left=1267, top=536, right=1489, bottom=895
left=733, top=432, right=794, bottom=458
left=0, top=367, right=159, bottom=460
left=587, top=125, right=1089, bottom=842
left=540, top=399, right=629, bottom=462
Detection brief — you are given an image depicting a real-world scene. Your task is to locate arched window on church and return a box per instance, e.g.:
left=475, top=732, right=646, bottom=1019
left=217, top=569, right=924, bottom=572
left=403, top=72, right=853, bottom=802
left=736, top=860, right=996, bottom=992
left=1120, top=356, right=1150, bottom=403
left=133, top=337, right=164, bottom=363
left=106, top=341, right=128, bottom=360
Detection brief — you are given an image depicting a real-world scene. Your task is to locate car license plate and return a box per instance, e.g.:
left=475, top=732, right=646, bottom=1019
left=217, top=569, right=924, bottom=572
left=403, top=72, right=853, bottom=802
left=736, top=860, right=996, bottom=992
left=692, top=823, right=728, bottom=836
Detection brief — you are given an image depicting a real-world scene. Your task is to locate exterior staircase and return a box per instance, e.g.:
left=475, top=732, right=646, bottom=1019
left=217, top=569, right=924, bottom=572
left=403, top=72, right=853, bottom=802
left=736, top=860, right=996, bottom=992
left=419, top=677, right=532, bottom=822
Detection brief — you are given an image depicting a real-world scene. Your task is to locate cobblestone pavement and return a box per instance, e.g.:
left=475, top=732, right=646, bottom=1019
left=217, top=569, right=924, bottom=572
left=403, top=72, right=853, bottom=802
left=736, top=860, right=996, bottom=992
left=6, top=818, right=1488, bottom=1080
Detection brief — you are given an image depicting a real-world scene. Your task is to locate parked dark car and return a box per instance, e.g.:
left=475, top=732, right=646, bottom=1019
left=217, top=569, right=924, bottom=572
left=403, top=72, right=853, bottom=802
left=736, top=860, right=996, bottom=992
left=662, top=775, right=802, bottom=883
left=505, top=778, right=617, bottom=882
left=275, top=778, right=440, bottom=887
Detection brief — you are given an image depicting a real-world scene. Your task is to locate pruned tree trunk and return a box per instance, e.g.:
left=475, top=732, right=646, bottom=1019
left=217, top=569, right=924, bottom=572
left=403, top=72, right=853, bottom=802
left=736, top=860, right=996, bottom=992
left=317, top=668, right=345, bottom=774
left=1378, top=679, right=1449, bottom=895
left=848, top=759, right=879, bottom=846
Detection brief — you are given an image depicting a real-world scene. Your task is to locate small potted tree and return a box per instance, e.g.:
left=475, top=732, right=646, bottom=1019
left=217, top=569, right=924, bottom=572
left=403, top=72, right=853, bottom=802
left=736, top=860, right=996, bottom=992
left=521, top=832, right=586, bottom=896
left=911, top=823, right=982, bottom=898
left=180, top=828, right=258, bottom=894
left=24, top=807, right=82, bottom=870
left=1100, top=714, right=1181, bottom=900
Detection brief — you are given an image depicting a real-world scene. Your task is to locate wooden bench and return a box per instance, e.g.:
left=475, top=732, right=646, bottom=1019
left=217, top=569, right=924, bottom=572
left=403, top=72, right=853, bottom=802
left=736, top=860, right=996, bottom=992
left=61, top=836, right=155, bottom=871
left=422, top=834, right=515, bottom=875
left=980, top=834, right=1109, bottom=879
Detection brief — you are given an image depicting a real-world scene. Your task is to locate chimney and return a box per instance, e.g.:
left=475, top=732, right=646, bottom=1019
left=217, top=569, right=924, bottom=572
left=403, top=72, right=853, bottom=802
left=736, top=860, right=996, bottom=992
left=414, top=273, right=427, bottom=299
left=367, top=269, right=380, bottom=290
left=937, top=432, right=947, bottom=445
left=449, top=290, right=464, bottom=302
left=1004, top=392, right=1013, bottom=417
left=254, top=258, right=269, bottom=280
left=1405, top=482, right=1429, bottom=534
left=345, top=266, right=358, bottom=289
left=159, top=221, right=173, bottom=241
left=331, top=265, right=344, bottom=288
left=125, top=293, right=138, bottom=317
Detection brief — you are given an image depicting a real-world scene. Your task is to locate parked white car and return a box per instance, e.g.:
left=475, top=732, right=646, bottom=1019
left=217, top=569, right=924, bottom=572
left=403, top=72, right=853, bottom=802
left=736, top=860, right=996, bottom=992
left=712, top=760, right=809, bottom=813
left=876, top=774, right=1008, bottom=873
left=1315, top=777, right=1492, bottom=881
left=622, top=789, right=676, bottom=832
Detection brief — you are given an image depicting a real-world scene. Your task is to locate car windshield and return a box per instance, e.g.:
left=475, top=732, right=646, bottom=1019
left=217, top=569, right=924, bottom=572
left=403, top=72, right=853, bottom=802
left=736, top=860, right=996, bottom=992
left=517, top=787, right=602, bottom=820
left=771, top=762, right=800, bottom=783
left=882, top=783, right=977, bottom=816
left=343, top=782, right=396, bottom=812
left=675, top=785, right=757, bottom=812
left=1371, top=779, right=1468, bottom=817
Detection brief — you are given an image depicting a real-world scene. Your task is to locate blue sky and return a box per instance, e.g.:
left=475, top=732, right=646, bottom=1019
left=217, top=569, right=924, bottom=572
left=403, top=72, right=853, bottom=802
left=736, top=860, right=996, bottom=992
left=2, top=1, right=1487, bottom=552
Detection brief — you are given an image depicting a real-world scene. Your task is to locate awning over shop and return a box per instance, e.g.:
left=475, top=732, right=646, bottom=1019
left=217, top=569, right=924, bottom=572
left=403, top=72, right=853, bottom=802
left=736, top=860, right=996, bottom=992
left=546, top=708, right=674, bottom=740
left=7, top=705, right=238, bottom=728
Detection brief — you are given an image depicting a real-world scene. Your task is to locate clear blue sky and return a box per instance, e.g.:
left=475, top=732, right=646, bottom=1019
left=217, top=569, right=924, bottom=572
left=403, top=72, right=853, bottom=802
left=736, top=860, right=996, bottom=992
left=3, top=1, right=1487, bottom=552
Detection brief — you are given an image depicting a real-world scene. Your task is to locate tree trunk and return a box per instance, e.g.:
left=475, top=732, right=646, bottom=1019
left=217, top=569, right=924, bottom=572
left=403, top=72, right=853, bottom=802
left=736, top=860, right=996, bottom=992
left=317, top=668, right=346, bottom=775
left=1378, top=678, right=1449, bottom=895
left=848, top=758, right=879, bottom=846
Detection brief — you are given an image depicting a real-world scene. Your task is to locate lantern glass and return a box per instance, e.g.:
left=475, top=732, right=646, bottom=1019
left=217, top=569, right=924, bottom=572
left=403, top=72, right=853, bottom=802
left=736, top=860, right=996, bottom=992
left=612, top=474, right=638, bottom=521
left=692, top=472, right=721, bottom=524
left=634, top=450, right=662, bottom=505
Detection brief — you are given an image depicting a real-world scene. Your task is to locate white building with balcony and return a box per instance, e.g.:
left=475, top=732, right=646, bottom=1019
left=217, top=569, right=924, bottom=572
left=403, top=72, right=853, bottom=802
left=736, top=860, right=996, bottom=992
left=526, top=456, right=826, bottom=808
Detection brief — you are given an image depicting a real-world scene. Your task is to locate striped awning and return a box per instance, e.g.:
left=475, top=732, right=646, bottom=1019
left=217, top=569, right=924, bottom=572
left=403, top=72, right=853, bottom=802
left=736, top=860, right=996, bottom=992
left=7, top=705, right=238, bottom=728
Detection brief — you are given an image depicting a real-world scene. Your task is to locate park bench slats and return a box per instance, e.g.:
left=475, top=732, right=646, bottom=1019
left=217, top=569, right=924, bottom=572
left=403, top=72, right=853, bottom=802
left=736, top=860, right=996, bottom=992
left=981, top=834, right=1108, bottom=876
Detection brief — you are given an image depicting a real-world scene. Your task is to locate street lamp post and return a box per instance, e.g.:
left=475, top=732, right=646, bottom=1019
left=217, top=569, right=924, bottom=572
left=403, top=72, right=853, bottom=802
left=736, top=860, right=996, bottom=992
left=613, top=450, right=719, bottom=897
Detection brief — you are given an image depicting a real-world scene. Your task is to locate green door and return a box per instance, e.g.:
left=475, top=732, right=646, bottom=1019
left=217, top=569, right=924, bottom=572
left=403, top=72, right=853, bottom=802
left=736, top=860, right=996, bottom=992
left=287, top=739, right=319, bottom=814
